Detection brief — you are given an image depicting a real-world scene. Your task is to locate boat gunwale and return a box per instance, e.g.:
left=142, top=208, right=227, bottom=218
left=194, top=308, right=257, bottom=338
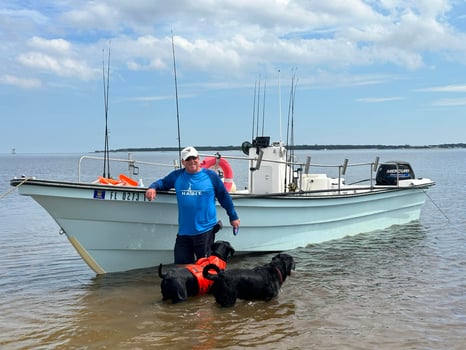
left=10, top=177, right=435, bottom=200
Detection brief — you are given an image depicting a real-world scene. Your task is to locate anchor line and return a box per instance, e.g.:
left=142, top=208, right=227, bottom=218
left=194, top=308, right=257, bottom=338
left=0, top=177, right=30, bottom=199
left=423, top=190, right=449, bottom=222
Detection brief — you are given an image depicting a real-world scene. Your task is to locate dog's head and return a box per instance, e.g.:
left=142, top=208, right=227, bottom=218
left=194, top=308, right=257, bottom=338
left=211, top=240, right=235, bottom=261
left=271, top=253, right=296, bottom=280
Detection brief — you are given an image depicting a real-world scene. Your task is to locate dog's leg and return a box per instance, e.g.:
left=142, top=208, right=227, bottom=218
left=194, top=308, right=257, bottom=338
left=171, top=280, right=188, bottom=303
left=161, top=278, right=189, bottom=303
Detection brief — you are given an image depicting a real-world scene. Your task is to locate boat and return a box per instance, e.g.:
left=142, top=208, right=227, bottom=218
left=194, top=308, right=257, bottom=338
left=10, top=136, right=434, bottom=274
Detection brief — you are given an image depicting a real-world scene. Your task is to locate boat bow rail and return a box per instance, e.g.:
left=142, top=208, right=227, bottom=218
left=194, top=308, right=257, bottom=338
left=77, top=154, right=180, bottom=182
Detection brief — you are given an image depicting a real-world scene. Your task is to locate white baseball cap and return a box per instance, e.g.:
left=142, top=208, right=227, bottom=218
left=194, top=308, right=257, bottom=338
left=181, top=146, right=199, bottom=160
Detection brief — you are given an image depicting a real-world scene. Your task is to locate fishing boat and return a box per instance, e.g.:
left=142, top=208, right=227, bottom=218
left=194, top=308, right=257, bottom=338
left=10, top=136, right=434, bottom=274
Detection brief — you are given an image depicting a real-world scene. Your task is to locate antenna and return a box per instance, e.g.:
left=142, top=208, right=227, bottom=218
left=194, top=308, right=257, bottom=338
left=261, top=78, right=266, bottom=135
left=256, top=75, right=261, bottom=138
left=251, top=79, right=257, bottom=142
left=251, top=79, right=257, bottom=141
left=278, top=69, right=282, bottom=142
left=285, top=69, right=298, bottom=190
left=102, top=41, right=111, bottom=178
left=171, top=31, right=182, bottom=164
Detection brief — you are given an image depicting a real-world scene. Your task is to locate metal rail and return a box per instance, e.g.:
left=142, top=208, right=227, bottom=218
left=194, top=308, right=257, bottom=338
left=78, top=154, right=179, bottom=182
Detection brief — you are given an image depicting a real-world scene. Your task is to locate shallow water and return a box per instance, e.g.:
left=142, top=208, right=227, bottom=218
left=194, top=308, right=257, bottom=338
left=1, top=149, right=465, bottom=349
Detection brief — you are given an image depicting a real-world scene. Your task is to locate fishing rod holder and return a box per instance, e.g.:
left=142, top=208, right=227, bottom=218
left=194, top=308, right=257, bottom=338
left=127, top=153, right=139, bottom=175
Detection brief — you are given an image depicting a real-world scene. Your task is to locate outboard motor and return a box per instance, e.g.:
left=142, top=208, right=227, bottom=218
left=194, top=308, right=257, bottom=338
left=376, top=161, right=415, bottom=185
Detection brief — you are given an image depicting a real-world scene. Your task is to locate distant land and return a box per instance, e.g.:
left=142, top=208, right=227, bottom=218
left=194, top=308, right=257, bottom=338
left=98, top=143, right=466, bottom=153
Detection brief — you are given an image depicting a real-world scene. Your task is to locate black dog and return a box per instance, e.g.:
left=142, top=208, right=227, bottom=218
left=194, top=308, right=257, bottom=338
left=203, top=253, right=295, bottom=307
left=158, top=240, right=235, bottom=303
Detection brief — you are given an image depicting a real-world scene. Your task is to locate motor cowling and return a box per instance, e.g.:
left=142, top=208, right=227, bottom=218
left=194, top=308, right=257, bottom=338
left=376, top=161, right=415, bottom=185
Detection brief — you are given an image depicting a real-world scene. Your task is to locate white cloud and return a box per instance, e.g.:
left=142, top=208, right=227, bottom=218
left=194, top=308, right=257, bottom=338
left=432, top=97, right=466, bottom=106
left=61, top=2, right=120, bottom=31
left=0, top=8, right=48, bottom=25
left=2, top=1, right=466, bottom=86
left=28, top=36, right=71, bottom=53
left=418, top=84, right=466, bottom=92
left=0, top=74, right=41, bottom=89
left=357, top=96, right=405, bottom=103
left=18, top=51, right=97, bottom=80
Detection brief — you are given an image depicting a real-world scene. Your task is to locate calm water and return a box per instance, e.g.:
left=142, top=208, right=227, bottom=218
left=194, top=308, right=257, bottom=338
left=1, top=149, right=465, bottom=349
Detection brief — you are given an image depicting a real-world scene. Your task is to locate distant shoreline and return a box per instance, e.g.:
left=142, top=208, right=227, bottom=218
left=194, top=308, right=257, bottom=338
left=97, top=143, right=466, bottom=153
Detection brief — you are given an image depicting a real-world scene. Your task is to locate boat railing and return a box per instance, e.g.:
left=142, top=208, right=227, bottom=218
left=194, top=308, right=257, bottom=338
left=200, top=151, right=380, bottom=193
left=286, top=158, right=379, bottom=193
left=78, top=154, right=180, bottom=182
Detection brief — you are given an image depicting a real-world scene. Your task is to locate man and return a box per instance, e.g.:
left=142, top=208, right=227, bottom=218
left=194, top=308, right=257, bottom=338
left=145, top=146, right=240, bottom=264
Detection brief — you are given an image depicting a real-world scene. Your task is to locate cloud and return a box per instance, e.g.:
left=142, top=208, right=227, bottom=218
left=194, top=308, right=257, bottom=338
left=356, top=96, right=405, bottom=103
left=431, top=97, right=466, bottom=106
left=0, top=8, right=48, bottom=25
left=417, top=84, right=466, bottom=92
left=416, top=83, right=466, bottom=107
left=17, top=51, right=97, bottom=80
left=14, top=36, right=98, bottom=81
left=61, top=2, right=120, bottom=31
left=0, top=74, right=41, bottom=89
left=28, top=36, right=71, bottom=53
left=3, top=1, right=466, bottom=85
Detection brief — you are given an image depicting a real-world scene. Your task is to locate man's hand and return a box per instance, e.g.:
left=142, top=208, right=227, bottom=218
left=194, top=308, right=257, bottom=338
left=145, top=188, right=157, bottom=201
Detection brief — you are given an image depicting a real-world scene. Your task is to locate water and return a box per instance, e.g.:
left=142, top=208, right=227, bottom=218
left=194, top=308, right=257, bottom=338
left=1, top=149, right=465, bottom=349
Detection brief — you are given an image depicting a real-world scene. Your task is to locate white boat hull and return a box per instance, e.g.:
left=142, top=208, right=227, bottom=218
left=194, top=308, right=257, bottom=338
left=13, top=178, right=431, bottom=274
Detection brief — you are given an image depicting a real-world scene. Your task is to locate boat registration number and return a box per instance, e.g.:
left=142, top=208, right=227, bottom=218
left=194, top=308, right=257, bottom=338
left=94, top=190, right=144, bottom=201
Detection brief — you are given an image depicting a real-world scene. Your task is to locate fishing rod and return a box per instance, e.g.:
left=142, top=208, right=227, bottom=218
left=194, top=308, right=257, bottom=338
left=290, top=73, right=299, bottom=189
left=261, top=78, right=266, bottom=136
left=290, top=70, right=298, bottom=158
left=278, top=69, right=283, bottom=142
left=256, top=75, right=261, bottom=138
left=285, top=69, right=298, bottom=190
left=251, top=79, right=257, bottom=142
left=102, top=42, right=111, bottom=178
left=252, top=75, right=267, bottom=139
left=286, top=68, right=297, bottom=149
left=171, top=31, right=182, bottom=164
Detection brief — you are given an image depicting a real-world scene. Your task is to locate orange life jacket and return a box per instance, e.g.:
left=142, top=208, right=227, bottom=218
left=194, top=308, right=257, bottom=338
left=184, top=255, right=227, bottom=294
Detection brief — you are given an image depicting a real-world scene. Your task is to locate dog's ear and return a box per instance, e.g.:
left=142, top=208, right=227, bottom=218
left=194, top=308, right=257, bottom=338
left=158, top=263, right=166, bottom=278
left=285, top=256, right=296, bottom=275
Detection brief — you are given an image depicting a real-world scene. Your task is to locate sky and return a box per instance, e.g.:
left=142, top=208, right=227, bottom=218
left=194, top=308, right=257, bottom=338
left=1, top=0, right=466, bottom=153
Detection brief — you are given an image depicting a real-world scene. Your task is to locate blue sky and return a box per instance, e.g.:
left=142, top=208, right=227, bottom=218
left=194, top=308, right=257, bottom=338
left=1, top=0, right=466, bottom=153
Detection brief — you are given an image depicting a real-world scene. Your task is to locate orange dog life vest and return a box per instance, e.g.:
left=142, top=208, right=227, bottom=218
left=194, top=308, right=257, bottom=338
left=184, top=255, right=227, bottom=294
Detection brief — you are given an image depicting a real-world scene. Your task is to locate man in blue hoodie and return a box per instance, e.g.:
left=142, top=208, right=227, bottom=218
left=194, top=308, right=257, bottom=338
left=145, top=146, right=240, bottom=264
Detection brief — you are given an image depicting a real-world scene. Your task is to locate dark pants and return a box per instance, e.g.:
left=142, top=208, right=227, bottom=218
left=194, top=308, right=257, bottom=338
left=174, top=229, right=215, bottom=264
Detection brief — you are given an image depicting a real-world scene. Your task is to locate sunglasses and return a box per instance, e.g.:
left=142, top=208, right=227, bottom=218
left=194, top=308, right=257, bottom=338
left=184, top=156, right=198, bottom=161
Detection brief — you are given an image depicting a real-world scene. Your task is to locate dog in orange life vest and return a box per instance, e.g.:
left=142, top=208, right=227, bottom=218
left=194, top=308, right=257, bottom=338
left=158, top=240, right=235, bottom=303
